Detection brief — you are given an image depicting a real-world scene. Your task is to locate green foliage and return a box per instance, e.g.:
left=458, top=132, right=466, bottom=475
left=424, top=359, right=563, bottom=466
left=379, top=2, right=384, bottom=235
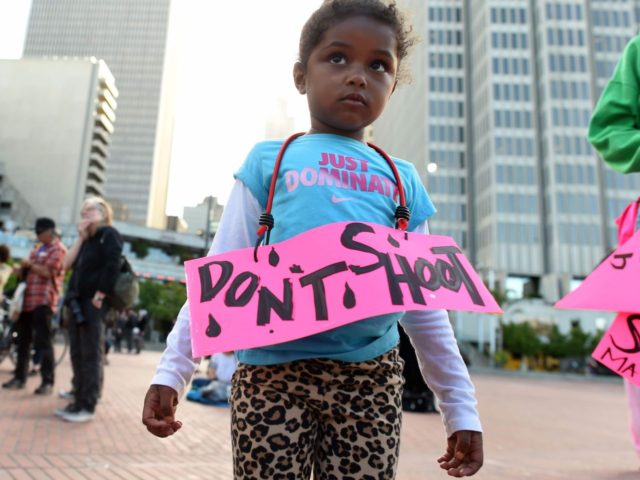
left=543, top=325, right=567, bottom=358
left=564, top=322, right=591, bottom=357
left=130, top=239, right=150, bottom=259
left=587, top=329, right=605, bottom=352
left=137, top=279, right=186, bottom=338
left=503, top=321, right=601, bottom=366
left=162, top=244, right=199, bottom=263
left=493, top=349, right=509, bottom=367
left=502, top=322, right=541, bottom=358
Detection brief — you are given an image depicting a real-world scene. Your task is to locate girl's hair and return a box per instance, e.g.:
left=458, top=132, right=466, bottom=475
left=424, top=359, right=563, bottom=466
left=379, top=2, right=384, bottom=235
left=298, top=0, right=416, bottom=79
left=82, top=196, right=114, bottom=226
left=0, top=244, right=10, bottom=263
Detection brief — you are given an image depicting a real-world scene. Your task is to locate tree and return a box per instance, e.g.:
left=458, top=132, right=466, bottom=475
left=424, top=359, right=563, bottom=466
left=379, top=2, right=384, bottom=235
left=137, top=279, right=186, bottom=341
left=564, top=322, right=591, bottom=358
left=543, top=325, right=567, bottom=358
left=130, top=239, right=150, bottom=259
left=502, top=322, right=541, bottom=359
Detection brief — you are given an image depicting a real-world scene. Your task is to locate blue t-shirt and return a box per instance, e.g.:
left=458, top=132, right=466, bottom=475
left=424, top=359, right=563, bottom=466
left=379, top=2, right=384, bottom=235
left=234, top=133, right=436, bottom=365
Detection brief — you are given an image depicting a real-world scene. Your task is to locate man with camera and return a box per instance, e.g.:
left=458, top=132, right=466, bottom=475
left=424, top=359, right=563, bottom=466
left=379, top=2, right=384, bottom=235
left=2, top=218, right=66, bottom=394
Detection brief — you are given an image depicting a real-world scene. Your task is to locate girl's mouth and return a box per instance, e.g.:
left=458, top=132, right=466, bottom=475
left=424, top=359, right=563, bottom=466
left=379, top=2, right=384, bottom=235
left=342, top=93, right=367, bottom=105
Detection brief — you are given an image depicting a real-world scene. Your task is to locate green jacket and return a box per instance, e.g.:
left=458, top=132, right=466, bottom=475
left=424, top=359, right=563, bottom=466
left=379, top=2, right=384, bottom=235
left=588, top=35, right=640, bottom=173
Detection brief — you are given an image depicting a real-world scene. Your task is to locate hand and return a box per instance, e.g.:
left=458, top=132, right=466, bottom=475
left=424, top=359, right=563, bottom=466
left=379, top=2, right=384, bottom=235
left=142, top=384, right=182, bottom=438
left=20, top=259, right=31, bottom=269
left=437, top=430, right=483, bottom=477
left=77, top=219, right=91, bottom=239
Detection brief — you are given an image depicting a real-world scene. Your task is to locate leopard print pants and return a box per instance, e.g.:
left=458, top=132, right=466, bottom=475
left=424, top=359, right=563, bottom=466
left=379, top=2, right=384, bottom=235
left=230, top=348, right=404, bottom=480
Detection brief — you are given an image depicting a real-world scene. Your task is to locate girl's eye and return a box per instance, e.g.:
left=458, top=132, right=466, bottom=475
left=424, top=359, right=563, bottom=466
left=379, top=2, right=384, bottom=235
left=371, top=61, right=388, bottom=72
left=329, top=54, right=346, bottom=64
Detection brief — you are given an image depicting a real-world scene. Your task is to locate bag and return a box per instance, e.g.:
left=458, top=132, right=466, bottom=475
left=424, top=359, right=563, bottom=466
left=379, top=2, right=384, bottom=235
left=109, top=256, right=139, bottom=311
left=8, top=282, right=26, bottom=322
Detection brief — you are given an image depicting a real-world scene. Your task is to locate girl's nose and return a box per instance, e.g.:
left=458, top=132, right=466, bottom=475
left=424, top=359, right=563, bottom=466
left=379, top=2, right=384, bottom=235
left=346, top=66, right=367, bottom=87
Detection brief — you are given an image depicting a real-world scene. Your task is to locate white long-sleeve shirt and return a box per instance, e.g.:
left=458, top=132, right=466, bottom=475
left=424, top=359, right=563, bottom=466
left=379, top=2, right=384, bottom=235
left=152, top=180, right=482, bottom=436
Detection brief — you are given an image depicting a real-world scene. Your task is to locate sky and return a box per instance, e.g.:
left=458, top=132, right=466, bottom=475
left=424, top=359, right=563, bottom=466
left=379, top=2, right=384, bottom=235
left=0, top=0, right=320, bottom=216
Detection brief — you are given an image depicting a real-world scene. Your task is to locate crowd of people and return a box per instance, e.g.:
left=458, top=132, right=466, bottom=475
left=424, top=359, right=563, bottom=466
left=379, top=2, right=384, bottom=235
left=0, top=196, right=141, bottom=423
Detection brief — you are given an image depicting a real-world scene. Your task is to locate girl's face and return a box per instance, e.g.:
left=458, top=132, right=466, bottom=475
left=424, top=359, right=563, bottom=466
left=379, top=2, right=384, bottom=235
left=294, top=15, right=398, bottom=141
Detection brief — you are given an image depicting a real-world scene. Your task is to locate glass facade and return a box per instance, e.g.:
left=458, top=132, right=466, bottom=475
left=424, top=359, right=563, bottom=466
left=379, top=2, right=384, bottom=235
left=373, top=0, right=640, bottom=292
left=23, top=0, right=174, bottom=226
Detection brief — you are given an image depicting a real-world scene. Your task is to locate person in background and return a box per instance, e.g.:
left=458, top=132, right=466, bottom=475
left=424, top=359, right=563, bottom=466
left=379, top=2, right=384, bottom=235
left=2, top=218, right=66, bottom=394
left=58, top=197, right=122, bottom=423
left=588, top=34, right=640, bottom=459
left=190, top=352, right=237, bottom=403
left=0, top=245, right=12, bottom=301
left=113, top=309, right=126, bottom=352
left=133, top=309, right=148, bottom=354
left=124, top=308, right=137, bottom=353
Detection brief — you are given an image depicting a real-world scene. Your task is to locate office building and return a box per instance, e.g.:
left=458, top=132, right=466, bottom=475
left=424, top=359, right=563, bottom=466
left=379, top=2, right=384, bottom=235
left=373, top=0, right=640, bottom=301
left=0, top=57, right=117, bottom=229
left=23, top=0, right=178, bottom=227
left=182, top=196, right=224, bottom=238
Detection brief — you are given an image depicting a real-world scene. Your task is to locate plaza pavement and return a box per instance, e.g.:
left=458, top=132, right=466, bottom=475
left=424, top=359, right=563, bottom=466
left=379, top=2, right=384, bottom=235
left=0, top=348, right=637, bottom=479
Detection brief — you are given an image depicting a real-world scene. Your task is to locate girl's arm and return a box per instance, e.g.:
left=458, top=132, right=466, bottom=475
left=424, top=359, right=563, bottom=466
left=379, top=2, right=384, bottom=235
left=150, top=179, right=261, bottom=397
left=588, top=36, right=640, bottom=173
left=398, top=221, right=482, bottom=437
left=63, top=238, right=83, bottom=271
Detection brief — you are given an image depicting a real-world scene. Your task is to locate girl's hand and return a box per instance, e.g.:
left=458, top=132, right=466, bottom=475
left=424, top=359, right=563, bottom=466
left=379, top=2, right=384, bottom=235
left=437, top=430, right=483, bottom=477
left=142, top=384, right=182, bottom=438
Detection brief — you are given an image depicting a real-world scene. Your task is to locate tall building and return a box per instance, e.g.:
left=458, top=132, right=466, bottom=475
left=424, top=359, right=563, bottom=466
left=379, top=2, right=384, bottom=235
left=182, top=196, right=224, bottom=237
left=23, top=0, right=178, bottom=228
left=373, top=0, right=640, bottom=301
left=0, top=57, right=117, bottom=230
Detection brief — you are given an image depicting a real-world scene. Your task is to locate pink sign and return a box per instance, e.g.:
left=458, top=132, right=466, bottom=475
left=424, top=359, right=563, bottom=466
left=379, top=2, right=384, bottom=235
left=555, top=230, right=640, bottom=312
left=592, top=313, right=640, bottom=386
left=184, top=221, right=502, bottom=357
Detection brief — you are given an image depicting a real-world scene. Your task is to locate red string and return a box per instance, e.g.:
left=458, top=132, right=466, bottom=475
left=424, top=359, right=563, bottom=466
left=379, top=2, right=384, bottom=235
left=257, top=133, right=410, bottom=236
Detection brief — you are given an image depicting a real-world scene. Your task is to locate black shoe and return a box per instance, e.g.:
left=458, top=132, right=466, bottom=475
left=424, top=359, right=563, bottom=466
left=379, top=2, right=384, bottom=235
left=2, top=378, right=25, bottom=390
left=34, top=383, right=53, bottom=395
left=54, top=403, right=80, bottom=417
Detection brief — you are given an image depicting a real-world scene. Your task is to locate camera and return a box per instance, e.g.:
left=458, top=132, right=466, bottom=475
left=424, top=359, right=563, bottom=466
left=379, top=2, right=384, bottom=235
left=68, top=298, right=85, bottom=325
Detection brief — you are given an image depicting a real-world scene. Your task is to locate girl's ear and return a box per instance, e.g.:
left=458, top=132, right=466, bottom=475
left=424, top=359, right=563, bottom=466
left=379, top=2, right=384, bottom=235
left=293, top=62, right=307, bottom=94
left=391, top=79, right=398, bottom=96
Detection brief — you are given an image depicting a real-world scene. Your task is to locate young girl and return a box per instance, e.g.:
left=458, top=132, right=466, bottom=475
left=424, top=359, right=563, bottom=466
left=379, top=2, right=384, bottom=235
left=588, top=34, right=640, bottom=460
left=143, top=1, right=483, bottom=477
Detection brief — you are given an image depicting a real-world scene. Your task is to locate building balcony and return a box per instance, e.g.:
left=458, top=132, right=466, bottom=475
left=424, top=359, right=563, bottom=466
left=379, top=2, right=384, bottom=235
left=99, top=76, right=119, bottom=99
left=89, top=152, right=106, bottom=170
left=96, top=101, right=116, bottom=123
left=90, top=139, right=109, bottom=157
left=85, top=178, right=104, bottom=197
left=87, top=164, right=106, bottom=184
left=92, top=127, right=111, bottom=146
left=98, top=88, right=118, bottom=111
left=95, top=114, right=114, bottom=134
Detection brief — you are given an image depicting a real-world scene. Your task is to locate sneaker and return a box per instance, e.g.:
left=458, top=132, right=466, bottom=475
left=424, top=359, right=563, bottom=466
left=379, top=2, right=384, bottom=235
left=61, top=409, right=95, bottom=423
left=58, top=389, right=74, bottom=400
left=54, top=403, right=80, bottom=417
left=34, top=383, right=53, bottom=395
left=2, top=378, right=25, bottom=390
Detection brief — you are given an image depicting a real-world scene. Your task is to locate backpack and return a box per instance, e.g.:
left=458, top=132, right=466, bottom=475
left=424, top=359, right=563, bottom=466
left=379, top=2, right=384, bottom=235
left=109, top=255, right=139, bottom=311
